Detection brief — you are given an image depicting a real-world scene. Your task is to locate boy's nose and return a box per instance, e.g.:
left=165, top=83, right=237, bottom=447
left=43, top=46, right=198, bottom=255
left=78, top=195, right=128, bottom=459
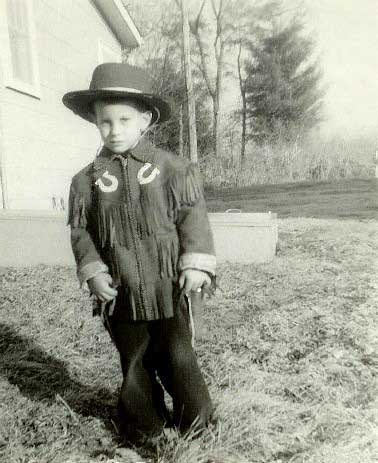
left=110, top=122, right=122, bottom=136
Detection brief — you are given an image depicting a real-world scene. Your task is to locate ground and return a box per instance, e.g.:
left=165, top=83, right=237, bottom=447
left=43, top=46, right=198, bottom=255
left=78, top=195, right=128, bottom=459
left=1, top=178, right=378, bottom=462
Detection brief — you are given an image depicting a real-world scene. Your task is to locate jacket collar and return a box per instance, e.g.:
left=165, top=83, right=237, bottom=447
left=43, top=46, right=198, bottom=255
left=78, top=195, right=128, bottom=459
left=92, top=139, right=156, bottom=173
left=130, top=138, right=156, bottom=163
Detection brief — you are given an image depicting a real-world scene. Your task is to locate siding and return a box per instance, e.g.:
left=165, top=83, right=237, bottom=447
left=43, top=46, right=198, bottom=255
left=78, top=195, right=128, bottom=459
left=0, top=212, right=278, bottom=267
left=0, top=0, right=122, bottom=210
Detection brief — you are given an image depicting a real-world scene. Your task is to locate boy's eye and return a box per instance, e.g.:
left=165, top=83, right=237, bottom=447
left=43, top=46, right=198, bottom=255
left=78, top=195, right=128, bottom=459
left=120, top=117, right=130, bottom=123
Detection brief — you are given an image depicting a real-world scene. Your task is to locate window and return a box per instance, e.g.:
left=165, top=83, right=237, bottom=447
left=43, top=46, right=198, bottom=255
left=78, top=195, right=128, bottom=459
left=98, top=40, right=121, bottom=64
left=2, top=0, right=40, bottom=97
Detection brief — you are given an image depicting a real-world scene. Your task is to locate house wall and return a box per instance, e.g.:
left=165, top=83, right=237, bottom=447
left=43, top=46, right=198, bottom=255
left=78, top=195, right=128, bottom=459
left=0, top=0, right=122, bottom=210
left=0, top=212, right=278, bottom=267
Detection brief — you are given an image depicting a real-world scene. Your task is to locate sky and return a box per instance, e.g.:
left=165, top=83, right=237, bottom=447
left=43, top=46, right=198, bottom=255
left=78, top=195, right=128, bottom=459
left=303, top=0, right=378, bottom=138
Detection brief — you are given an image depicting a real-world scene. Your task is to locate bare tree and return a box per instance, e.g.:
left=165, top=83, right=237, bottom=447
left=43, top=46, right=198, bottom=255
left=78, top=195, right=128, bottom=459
left=188, top=0, right=227, bottom=158
left=237, top=42, right=248, bottom=162
left=232, top=1, right=260, bottom=163
left=181, top=0, right=198, bottom=163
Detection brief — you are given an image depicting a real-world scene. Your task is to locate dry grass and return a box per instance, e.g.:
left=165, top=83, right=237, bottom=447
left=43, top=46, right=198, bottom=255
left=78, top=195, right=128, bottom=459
left=201, top=136, right=375, bottom=188
left=1, top=217, right=378, bottom=462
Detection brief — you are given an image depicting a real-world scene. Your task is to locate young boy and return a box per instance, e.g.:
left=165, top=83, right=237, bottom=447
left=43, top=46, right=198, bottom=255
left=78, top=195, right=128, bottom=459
left=62, top=63, right=216, bottom=443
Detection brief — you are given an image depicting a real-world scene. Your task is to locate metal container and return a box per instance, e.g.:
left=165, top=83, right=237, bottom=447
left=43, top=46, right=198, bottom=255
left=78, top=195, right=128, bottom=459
left=208, top=211, right=278, bottom=263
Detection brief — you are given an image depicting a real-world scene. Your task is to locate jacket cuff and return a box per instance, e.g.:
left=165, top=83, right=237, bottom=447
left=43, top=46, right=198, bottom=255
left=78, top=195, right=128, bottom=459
left=77, top=261, right=109, bottom=287
left=178, top=252, right=216, bottom=275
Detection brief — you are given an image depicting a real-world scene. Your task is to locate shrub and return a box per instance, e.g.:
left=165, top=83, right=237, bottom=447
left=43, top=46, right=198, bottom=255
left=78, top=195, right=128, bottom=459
left=199, top=135, right=374, bottom=188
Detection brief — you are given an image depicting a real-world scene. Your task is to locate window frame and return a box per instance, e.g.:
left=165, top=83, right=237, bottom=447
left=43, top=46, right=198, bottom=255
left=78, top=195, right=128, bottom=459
left=1, top=0, right=41, bottom=99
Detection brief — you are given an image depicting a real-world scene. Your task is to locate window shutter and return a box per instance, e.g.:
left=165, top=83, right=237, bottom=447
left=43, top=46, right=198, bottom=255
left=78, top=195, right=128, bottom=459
left=6, top=0, right=34, bottom=85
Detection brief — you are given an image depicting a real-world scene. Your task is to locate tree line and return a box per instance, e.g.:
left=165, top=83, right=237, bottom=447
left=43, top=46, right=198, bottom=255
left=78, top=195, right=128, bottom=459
left=123, top=0, right=324, bottom=164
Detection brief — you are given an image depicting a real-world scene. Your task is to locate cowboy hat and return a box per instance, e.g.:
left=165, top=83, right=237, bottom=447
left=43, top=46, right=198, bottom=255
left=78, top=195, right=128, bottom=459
left=62, top=62, right=170, bottom=124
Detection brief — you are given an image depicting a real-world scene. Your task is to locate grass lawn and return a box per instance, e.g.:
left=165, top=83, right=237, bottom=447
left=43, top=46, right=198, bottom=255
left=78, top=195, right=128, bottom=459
left=205, top=178, right=378, bottom=220
left=1, top=179, right=378, bottom=462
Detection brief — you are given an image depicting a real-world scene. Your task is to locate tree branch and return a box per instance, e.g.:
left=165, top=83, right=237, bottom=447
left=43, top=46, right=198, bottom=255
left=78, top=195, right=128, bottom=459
left=211, top=0, right=223, bottom=60
left=192, top=31, right=216, bottom=98
left=193, top=0, right=207, bottom=33
left=189, top=0, right=216, bottom=98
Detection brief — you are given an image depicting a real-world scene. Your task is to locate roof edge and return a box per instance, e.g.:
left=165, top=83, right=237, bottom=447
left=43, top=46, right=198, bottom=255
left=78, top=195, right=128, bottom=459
left=92, top=0, right=142, bottom=49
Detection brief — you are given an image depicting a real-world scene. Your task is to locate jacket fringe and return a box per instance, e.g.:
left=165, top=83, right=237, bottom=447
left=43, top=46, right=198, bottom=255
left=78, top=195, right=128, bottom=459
left=136, top=163, right=203, bottom=236
left=107, top=247, right=121, bottom=287
left=96, top=203, right=179, bottom=281
left=137, top=188, right=164, bottom=238
left=95, top=202, right=158, bottom=247
left=93, top=278, right=174, bottom=322
left=94, top=164, right=202, bottom=247
left=167, top=163, right=203, bottom=220
left=67, top=191, right=88, bottom=228
left=128, top=278, right=174, bottom=321
left=156, top=236, right=179, bottom=279
left=96, top=203, right=134, bottom=249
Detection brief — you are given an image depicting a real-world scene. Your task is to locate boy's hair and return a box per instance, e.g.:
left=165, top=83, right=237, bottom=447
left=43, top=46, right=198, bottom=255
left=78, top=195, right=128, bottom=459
left=90, top=97, right=152, bottom=122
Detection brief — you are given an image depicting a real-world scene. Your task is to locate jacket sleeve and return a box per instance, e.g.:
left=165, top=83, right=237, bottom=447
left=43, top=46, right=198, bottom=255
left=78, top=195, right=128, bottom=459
left=67, top=178, right=108, bottom=286
left=172, top=163, right=216, bottom=276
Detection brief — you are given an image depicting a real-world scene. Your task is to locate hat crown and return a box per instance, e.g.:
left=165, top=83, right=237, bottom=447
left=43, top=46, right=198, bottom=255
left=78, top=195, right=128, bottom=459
left=89, top=63, right=153, bottom=94
left=62, top=62, right=171, bottom=123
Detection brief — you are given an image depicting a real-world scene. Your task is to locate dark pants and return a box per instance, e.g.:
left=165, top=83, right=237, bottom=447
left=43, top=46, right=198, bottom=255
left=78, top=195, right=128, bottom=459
left=107, top=290, right=213, bottom=441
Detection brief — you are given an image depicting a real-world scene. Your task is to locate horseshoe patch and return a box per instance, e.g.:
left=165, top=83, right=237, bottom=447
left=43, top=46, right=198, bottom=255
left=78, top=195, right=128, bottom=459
left=95, top=171, right=119, bottom=193
left=137, top=163, right=160, bottom=185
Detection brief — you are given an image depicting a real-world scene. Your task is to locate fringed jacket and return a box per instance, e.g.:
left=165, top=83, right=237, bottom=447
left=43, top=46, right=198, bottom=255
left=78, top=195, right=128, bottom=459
left=68, top=140, right=216, bottom=321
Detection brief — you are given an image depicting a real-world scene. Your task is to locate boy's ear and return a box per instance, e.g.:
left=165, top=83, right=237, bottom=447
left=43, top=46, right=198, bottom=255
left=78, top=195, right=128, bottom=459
left=141, top=111, right=153, bottom=129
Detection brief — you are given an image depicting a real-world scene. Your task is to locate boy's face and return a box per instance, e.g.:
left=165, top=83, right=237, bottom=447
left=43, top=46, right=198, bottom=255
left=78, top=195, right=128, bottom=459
left=93, top=100, right=152, bottom=154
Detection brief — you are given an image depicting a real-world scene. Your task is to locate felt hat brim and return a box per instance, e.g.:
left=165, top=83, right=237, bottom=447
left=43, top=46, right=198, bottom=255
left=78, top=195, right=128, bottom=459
left=62, top=89, right=171, bottom=125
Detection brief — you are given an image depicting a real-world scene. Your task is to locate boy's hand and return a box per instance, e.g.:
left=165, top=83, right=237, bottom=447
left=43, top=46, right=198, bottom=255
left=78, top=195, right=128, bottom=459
left=179, top=269, right=211, bottom=295
left=88, top=273, right=118, bottom=302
